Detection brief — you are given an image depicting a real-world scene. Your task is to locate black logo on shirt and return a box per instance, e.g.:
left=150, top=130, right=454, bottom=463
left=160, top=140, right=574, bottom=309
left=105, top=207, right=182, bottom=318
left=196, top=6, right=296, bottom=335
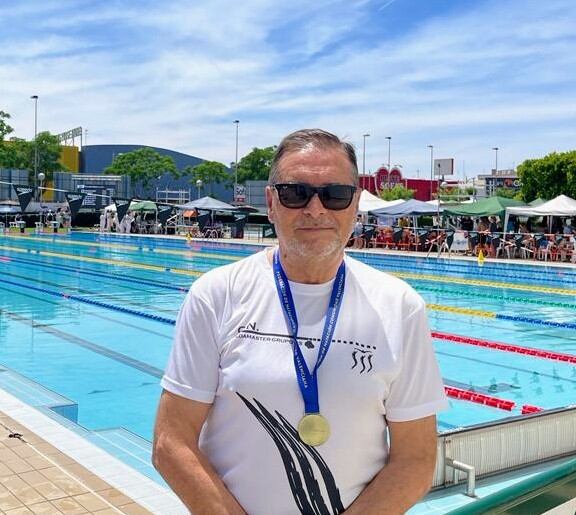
left=238, top=394, right=345, bottom=515
left=237, top=322, right=375, bottom=375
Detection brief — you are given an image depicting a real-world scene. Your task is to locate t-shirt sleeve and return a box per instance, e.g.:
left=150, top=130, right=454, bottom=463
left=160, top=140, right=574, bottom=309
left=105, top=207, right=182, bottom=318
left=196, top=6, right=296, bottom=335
left=160, top=279, right=222, bottom=404
left=384, top=298, right=449, bottom=422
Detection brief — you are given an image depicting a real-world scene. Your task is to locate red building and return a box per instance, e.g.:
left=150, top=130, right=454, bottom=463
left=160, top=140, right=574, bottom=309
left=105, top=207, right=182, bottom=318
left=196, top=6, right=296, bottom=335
left=359, top=167, right=438, bottom=201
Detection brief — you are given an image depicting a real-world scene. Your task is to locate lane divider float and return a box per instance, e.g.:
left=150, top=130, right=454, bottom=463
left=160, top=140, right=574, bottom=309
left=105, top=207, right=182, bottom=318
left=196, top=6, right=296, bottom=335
left=0, top=244, right=201, bottom=277
left=428, top=303, right=576, bottom=330
left=5, top=233, right=240, bottom=262
left=416, top=284, right=576, bottom=311
left=444, top=386, right=515, bottom=411
left=0, top=276, right=176, bottom=325
left=395, top=271, right=576, bottom=297
left=433, top=330, right=576, bottom=364
left=0, top=253, right=188, bottom=292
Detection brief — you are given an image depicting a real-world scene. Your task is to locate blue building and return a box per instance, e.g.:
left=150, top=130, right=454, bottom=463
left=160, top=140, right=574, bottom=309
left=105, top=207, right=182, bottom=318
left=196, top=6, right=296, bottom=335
left=79, top=144, right=233, bottom=203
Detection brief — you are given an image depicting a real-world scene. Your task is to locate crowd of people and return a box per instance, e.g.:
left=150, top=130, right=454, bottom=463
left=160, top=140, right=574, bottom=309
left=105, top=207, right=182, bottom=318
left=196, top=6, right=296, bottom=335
left=98, top=210, right=163, bottom=234
left=349, top=214, right=576, bottom=262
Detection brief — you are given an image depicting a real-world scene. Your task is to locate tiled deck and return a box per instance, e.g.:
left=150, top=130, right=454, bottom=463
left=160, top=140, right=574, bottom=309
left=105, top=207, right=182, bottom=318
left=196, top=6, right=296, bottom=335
left=0, top=412, right=152, bottom=515
left=0, top=389, right=187, bottom=515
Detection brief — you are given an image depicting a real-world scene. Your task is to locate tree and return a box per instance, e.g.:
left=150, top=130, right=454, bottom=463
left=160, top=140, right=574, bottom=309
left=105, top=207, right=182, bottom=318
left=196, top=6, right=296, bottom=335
left=517, top=151, right=576, bottom=201
left=33, top=131, right=66, bottom=181
left=104, top=147, right=178, bottom=189
left=0, top=110, right=14, bottom=141
left=0, top=131, right=65, bottom=181
left=379, top=184, right=415, bottom=201
left=494, top=187, right=519, bottom=200
left=184, top=161, right=231, bottom=195
left=236, top=146, right=276, bottom=183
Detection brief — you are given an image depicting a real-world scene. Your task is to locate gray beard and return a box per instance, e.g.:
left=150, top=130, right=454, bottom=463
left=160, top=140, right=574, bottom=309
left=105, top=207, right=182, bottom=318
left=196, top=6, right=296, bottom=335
left=283, top=237, right=343, bottom=260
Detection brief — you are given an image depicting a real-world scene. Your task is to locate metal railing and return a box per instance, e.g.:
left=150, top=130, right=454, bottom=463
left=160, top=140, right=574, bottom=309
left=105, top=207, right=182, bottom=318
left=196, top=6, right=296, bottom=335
left=432, top=406, right=576, bottom=495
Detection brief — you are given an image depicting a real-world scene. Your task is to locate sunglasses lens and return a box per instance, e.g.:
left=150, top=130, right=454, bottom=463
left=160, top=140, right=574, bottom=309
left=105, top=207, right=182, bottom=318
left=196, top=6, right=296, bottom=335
left=274, top=184, right=356, bottom=210
left=276, top=184, right=311, bottom=208
left=320, top=185, right=355, bottom=210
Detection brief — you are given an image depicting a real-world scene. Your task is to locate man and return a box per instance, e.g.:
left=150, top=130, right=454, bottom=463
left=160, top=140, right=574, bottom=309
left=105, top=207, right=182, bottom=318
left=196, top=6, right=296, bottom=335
left=153, top=129, right=448, bottom=515
left=352, top=215, right=364, bottom=248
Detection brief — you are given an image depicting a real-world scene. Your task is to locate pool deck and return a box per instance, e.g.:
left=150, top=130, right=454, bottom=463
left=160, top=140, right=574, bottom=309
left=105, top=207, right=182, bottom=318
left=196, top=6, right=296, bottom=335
left=0, top=390, right=187, bottom=515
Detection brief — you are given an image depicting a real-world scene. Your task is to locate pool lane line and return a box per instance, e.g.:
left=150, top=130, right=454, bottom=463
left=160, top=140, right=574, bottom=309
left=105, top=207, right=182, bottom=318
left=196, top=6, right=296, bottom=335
left=0, top=244, right=201, bottom=277
left=436, top=349, right=576, bottom=384
left=0, top=253, right=189, bottom=292
left=427, top=303, right=576, bottom=330
left=0, top=266, right=181, bottom=317
left=4, top=249, right=574, bottom=331
left=444, top=385, right=515, bottom=411
left=433, top=330, right=576, bottom=364
left=0, top=276, right=176, bottom=325
left=394, top=271, right=576, bottom=296
left=6, top=233, right=241, bottom=262
left=363, top=255, right=576, bottom=285
left=2, top=309, right=164, bottom=378
left=415, top=284, right=576, bottom=311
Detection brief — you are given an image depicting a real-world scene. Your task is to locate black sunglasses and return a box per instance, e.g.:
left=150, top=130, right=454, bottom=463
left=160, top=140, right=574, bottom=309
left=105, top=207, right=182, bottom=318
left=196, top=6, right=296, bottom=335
left=273, top=183, right=357, bottom=210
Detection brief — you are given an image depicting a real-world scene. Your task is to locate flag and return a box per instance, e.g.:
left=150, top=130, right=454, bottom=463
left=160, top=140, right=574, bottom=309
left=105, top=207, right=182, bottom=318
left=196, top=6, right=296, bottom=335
left=65, top=192, right=86, bottom=219
left=113, top=198, right=132, bottom=223
left=12, top=185, right=34, bottom=212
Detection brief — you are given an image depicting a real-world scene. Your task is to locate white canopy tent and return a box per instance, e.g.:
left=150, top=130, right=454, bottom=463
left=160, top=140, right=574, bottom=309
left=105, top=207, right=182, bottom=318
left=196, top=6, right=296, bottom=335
left=357, top=189, right=404, bottom=213
left=504, top=194, right=576, bottom=234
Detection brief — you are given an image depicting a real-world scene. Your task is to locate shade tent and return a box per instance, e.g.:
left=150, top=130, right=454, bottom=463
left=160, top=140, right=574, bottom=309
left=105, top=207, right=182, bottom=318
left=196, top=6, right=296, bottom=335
left=506, top=195, right=576, bottom=217
left=443, top=196, right=526, bottom=217
left=104, top=200, right=157, bottom=212
left=370, top=199, right=442, bottom=217
left=130, top=200, right=157, bottom=212
left=357, top=190, right=403, bottom=213
left=504, top=194, right=576, bottom=235
left=178, top=196, right=238, bottom=211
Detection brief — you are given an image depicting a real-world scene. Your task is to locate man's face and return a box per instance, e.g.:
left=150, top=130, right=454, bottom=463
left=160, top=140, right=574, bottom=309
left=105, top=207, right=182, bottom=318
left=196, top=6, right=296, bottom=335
left=266, top=147, right=359, bottom=260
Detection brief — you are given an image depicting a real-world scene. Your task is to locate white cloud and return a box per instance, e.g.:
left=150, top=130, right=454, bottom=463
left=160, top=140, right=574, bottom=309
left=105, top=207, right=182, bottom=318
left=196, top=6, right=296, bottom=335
left=1, top=0, right=575, bottom=176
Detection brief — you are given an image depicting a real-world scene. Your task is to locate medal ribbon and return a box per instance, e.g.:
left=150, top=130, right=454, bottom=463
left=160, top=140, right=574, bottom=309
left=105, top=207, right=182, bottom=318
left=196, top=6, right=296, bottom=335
left=272, top=249, right=346, bottom=415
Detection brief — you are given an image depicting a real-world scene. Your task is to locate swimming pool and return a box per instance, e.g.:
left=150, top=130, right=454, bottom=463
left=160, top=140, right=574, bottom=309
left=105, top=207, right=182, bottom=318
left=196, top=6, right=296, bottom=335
left=0, top=231, right=575, bottom=482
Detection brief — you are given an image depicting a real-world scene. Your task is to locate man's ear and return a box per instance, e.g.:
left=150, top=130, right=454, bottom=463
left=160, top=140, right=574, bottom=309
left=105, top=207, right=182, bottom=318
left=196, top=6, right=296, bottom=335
left=265, top=186, right=275, bottom=223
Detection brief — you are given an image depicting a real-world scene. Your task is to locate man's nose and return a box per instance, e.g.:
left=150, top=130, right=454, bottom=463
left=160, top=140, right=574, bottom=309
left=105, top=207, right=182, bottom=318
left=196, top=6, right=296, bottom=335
left=302, top=193, right=327, bottom=216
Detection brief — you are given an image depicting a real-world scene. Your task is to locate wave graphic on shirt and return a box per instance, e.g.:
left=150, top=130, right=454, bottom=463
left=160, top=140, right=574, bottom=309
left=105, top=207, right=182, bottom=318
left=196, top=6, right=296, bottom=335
left=237, top=393, right=345, bottom=515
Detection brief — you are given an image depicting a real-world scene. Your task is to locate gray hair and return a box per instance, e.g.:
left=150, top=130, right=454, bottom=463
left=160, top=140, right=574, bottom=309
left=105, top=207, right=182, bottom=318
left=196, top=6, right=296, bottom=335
left=268, top=129, right=359, bottom=185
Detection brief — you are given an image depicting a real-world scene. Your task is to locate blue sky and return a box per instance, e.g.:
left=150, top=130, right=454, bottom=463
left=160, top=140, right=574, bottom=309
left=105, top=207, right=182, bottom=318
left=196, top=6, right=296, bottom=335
left=1, top=0, right=575, bottom=179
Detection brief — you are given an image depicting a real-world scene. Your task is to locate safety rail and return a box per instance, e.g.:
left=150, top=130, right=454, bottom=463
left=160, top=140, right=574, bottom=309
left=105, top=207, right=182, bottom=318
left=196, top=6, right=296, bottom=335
left=432, top=406, right=576, bottom=494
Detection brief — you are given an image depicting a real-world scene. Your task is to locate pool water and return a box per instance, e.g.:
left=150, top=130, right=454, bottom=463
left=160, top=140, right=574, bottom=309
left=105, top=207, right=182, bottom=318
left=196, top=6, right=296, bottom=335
left=0, top=232, right=575, bottom=477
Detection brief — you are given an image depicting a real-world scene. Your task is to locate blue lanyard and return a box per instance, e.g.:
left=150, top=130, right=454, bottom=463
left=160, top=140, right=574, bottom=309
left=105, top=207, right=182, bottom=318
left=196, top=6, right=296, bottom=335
left=272, top=249, right=346, bottom=415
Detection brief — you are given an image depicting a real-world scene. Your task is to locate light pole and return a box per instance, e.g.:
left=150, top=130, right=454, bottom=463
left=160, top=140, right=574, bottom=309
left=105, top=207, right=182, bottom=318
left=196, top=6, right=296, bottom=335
left=492, top=147, right=499, bottom=197
left=233, top=120, right=239, bottom=201
left=427, top=145, right=434, bottom=200
left=385, top=136, right=391, bottom=188
left=31, top=95, right=39, bottom=199
left=362, top=133, right=370, bottom=175
left=196, top=179, right=203, bottom=199
left=38, top=172, right=45, bottom=227
left=492, top=147, right=499, bottom=174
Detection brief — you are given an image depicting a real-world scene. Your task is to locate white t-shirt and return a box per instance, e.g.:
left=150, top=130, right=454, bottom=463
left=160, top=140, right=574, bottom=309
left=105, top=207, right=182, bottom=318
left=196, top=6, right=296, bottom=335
left=161, top=249, right=448, bottom=515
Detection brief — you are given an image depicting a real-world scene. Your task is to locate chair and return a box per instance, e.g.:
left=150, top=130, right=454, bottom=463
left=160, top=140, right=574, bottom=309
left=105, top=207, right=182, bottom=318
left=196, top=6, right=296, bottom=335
left=362, top=226, right=376, bottom=248
left=468, top=231, right=479, bottom=255
left=414, top=229, right=430, bottom=252
left=232, top=214, right=248, bottom=239
left=438, top=229, right=455, bottom=257
left=392, top=227, right=411, bottom=251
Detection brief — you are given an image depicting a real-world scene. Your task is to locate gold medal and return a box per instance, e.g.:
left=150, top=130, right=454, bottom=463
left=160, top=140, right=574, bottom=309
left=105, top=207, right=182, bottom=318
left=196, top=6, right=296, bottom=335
left=298, top=413, right=330, bottom=446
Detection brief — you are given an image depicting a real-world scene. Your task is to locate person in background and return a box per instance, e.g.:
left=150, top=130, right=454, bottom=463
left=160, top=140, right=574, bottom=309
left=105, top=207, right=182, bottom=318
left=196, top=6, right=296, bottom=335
left=352, top=215, right=364, bottom=248
left=153, top=128, right=448, bottom=515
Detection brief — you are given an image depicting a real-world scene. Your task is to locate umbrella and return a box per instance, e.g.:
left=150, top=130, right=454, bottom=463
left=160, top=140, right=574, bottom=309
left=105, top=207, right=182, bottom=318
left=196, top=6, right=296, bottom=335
left=129, top=200, right=157, bottom=212
left=179, top=196, right=237, bottom=211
